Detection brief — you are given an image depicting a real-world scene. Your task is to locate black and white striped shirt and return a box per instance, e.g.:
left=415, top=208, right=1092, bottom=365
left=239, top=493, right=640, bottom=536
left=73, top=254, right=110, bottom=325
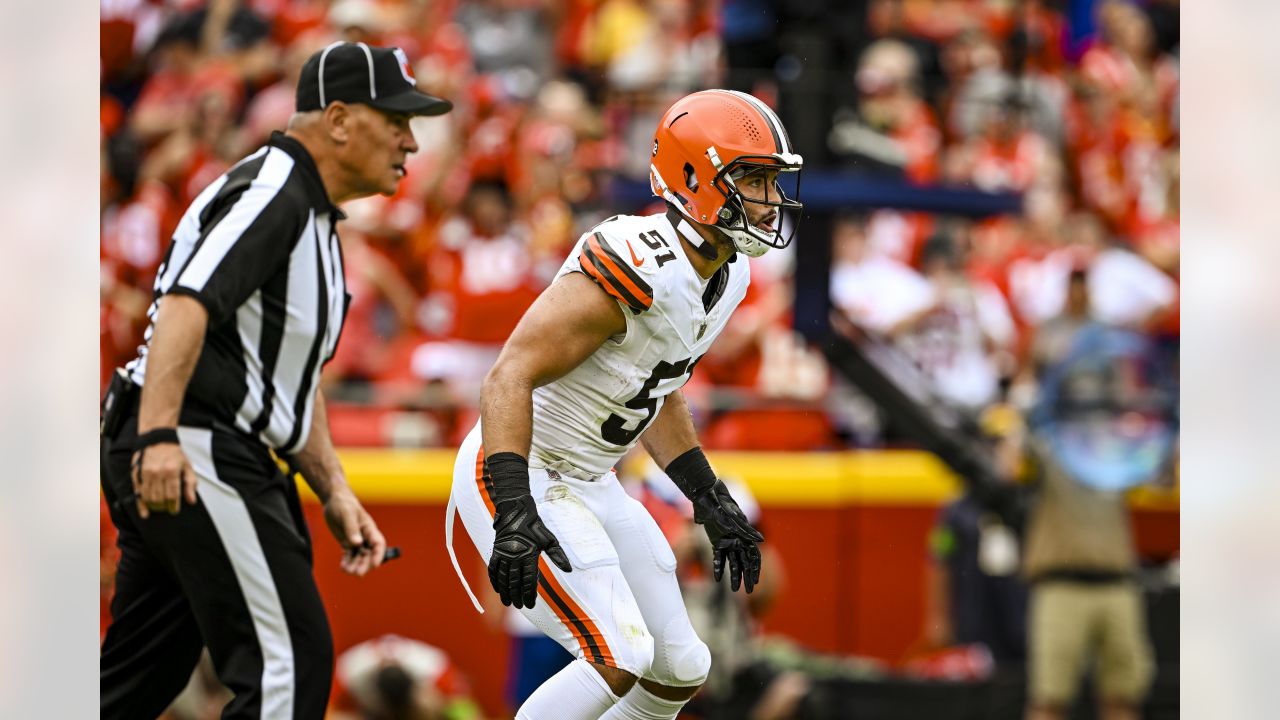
left=126, top=132, right=349, bottom=454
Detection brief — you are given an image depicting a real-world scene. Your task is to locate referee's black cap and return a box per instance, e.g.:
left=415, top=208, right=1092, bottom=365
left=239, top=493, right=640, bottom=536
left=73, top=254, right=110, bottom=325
left=296, top=42, right=452, bottom=117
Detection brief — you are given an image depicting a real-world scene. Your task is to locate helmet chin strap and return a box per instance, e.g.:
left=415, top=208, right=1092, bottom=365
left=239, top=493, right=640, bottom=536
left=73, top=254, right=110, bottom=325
left=702, top=221, right=767, bottom=259
left=693, top=233, right=723, bottom=260
left=658, top=186, right=775, bottom=261
left=682, top=215, right=769, bottom=260
left=664, top=202, right=722, bottom=260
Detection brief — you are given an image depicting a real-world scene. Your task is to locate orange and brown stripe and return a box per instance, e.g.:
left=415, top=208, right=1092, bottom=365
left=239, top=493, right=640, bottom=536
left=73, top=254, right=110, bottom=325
left=472, top=447, right=618, bottom=668
left=474, top=444, right=495, bottom=516
left=579, top=233, right=654, bottom=313
left=537, top=557, right=616, bottom=667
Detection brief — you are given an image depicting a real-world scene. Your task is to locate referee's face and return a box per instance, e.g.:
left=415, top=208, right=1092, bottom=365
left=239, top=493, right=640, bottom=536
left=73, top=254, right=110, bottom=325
left=343, top=104, right=420, bottom=197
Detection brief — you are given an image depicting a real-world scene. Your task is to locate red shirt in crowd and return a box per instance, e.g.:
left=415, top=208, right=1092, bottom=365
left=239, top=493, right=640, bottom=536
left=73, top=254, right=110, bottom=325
left=421, top=217, right=541, bottom=345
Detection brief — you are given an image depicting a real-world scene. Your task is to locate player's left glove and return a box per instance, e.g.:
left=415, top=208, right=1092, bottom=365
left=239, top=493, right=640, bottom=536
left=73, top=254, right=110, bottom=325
left=666, top=447, right=764, bottom=593
left=692, top=481, right=764, bottom=592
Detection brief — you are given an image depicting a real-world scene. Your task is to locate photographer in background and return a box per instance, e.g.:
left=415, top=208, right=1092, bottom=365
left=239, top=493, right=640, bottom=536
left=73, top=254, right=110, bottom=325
left=1021, top=321, right=1176, bottom=720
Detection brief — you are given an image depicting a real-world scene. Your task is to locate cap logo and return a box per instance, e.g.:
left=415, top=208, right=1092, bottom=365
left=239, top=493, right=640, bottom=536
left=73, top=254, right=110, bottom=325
left=394, top=48, right=415, bottom=85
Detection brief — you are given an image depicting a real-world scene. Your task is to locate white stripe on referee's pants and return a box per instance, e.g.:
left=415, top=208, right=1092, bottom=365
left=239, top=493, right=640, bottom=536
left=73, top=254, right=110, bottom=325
left=180, top=427, right=295, bottom=720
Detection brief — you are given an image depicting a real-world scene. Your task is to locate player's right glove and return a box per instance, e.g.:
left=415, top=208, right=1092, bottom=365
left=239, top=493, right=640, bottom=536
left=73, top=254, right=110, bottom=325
left=485, top=452, right=572, bottom=609
left=666, top=447, right=765, bottom=593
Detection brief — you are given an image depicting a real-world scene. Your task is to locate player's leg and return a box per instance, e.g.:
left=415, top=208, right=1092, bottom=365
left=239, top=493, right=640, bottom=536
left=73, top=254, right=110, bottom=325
left=100, top=419, right=205, bottom=720
left=505, top=629, right=573, bottom=708
left=598, top=479, right=712, bottom=719
left=450, top=427, right=654, bottom=717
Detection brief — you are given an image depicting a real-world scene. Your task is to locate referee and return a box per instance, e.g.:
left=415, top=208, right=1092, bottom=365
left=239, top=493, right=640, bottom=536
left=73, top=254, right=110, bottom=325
left=100, top=43, right=452, bottom=719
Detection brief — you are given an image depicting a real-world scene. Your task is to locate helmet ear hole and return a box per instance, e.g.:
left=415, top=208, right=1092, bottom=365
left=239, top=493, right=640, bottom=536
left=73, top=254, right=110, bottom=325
left=683, top=163, right=699, bottom=192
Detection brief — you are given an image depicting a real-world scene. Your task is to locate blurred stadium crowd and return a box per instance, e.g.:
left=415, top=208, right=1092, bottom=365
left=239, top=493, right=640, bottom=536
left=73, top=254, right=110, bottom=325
left=101, top=0, right=1179, bottom=450
left=100, top=0, right=1179, bottom=717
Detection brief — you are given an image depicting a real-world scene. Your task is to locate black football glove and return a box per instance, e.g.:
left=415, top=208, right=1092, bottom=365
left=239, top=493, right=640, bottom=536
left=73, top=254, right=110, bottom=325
left=665, top=447, right=764, bottom=594
left=489, top=494, right=572, bottom=608
left=484, top=451, right=572, bottom=609
left=691, top=481, right=764, bottom=593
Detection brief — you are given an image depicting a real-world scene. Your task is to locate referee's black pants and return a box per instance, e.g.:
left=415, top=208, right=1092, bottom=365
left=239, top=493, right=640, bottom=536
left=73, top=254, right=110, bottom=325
left=100, top=411, right=334, bottom=719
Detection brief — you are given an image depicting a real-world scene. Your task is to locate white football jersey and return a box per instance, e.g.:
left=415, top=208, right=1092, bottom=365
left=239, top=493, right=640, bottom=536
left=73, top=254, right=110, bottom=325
left=528, top=211, right=750, bottom=479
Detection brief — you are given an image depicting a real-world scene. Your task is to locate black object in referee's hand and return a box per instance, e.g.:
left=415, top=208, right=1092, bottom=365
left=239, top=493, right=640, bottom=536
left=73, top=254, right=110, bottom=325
left=347, top=543, right=402, bottom=562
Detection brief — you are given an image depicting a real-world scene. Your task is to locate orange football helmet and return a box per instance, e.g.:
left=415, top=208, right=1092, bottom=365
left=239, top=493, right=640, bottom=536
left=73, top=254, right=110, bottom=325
left=650, top=89, right=804, bottom=257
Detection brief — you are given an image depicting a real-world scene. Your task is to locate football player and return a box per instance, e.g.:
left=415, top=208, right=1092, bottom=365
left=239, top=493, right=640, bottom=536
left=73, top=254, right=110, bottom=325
left=445, top=89, right=803, bottom=720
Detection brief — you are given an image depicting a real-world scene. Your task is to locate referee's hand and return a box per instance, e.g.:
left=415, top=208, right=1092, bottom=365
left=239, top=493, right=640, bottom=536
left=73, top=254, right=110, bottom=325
left=132, top=442, right=198, bottom=518
left=323, top=486, right=388, bottom=576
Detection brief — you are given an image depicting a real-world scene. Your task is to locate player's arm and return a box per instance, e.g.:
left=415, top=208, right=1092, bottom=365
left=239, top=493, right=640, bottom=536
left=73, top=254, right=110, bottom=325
left=477, top=271, right=627, bottom=608
left=641, top=392, right=765, bottom=593
left=480, top=271, right=627, bottom=455
left=639, top=389, right=701, bottom=466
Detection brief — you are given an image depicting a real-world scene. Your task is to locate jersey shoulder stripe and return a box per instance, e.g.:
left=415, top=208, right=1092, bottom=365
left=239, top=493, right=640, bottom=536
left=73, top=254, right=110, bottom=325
left=579, top=232, right=654, bottom=313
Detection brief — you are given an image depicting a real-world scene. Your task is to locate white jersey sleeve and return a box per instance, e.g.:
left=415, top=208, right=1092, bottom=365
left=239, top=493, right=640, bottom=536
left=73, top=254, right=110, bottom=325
left=556, top=216, right=678, bottom=314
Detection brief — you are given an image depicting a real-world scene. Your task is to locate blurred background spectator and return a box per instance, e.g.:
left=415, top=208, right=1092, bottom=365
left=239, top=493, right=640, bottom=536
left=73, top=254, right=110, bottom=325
left=100, top=1, right=1178, bottom=717
left=330, top=634, right=482, bottom=720
left=893, top=231, right=1017, bottom=413
left=1020, top=320, right=1176, bottom=720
